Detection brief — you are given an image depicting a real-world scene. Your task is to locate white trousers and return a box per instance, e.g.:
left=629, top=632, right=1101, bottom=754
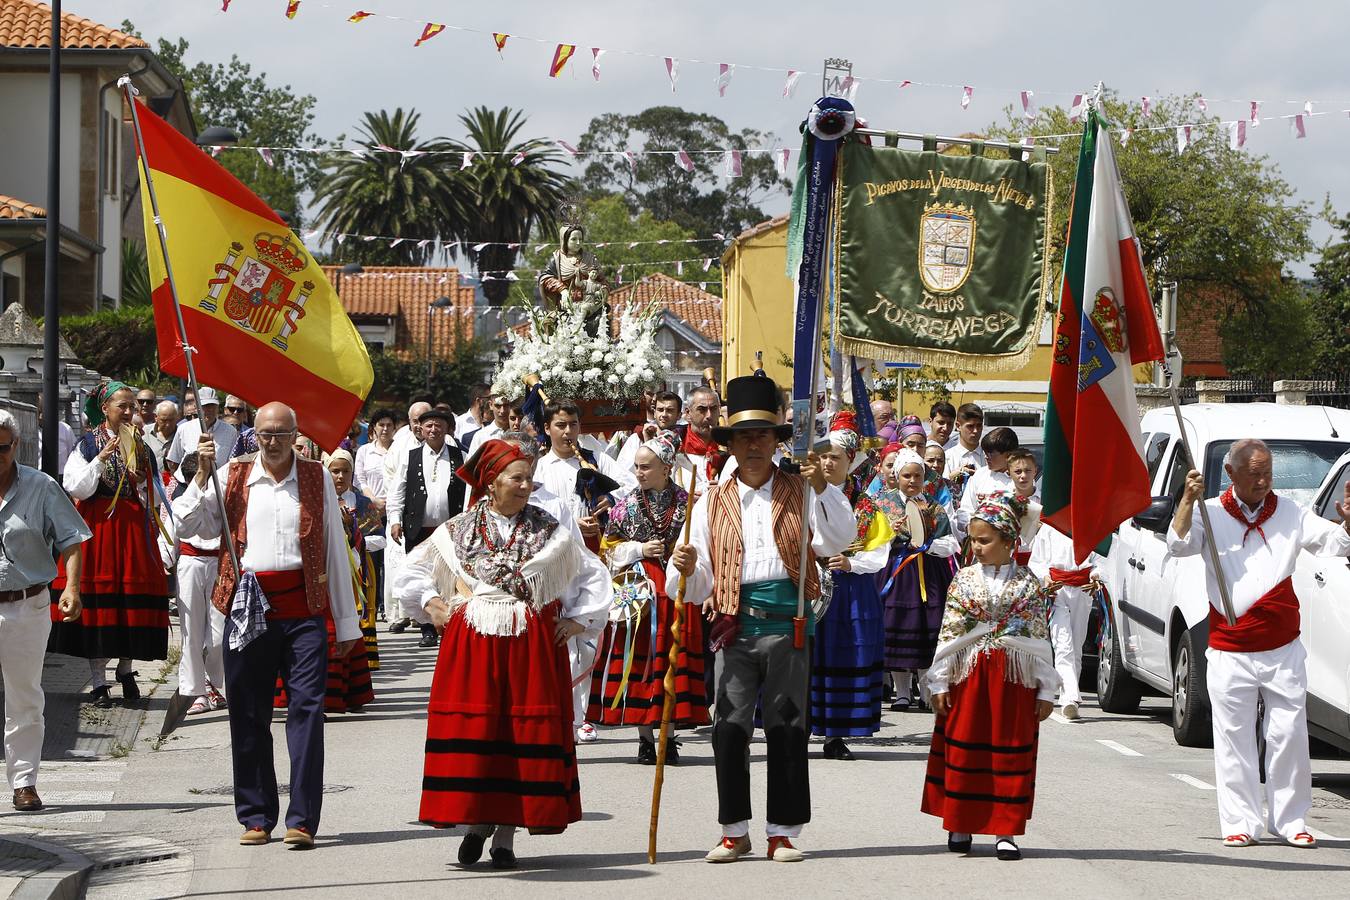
left=569, top=633, right=599, bottom=728
left=1049, top=588, right=1092, bottom=706
left=384, top=537, right=429, bottom=626
left=1206, top=639, right=1311, bottom=841
left=176, top=555, right=225, bottom=697
left=0, top=592, right=52, bottom=789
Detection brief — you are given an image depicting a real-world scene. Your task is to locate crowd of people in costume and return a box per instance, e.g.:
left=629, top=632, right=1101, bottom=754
left=3, top=374, right=1347, bottom=866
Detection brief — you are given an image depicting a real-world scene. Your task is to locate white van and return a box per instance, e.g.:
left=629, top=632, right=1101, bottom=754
left=1096, top=403, right=1350, bottom=747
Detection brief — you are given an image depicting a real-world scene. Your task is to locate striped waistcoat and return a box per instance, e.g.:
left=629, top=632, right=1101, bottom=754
left=707, top=471, right=819, bottom=616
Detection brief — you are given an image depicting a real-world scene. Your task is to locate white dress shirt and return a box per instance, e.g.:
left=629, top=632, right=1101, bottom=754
left=1167, top=492, right=1350, bottom=621
left=671, top=472, right=856, bottom=606
left=943, top=440, right=986, bottom=478
left=385, top=441, right=456, bottom=528
left=956, top=467, right=1014, bottom=534
left=465, top=420, right=506, bottom=458
left=535, top=448, right=638, bottom=523
left=166, top=418, right=239, bottom=481
left=173, top=456, right=360, bottom=643
left=355, top=441, right=390, bottom=500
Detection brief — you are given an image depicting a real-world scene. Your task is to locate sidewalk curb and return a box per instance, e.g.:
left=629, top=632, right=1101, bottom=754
left=3, top=834, right=91, bottom=900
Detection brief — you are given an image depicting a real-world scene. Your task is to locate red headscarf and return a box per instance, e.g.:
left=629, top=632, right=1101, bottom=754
left=456, top=438, right=529, bottom=506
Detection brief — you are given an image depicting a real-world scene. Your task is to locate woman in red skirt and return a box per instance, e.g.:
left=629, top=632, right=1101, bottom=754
left=589, top=430, right=706, bottom=763
left=396, top=438, right=611, bottom=870
left=50, top=381, right=170, bottom=707
left=922, top=492, right=1057, bottom=861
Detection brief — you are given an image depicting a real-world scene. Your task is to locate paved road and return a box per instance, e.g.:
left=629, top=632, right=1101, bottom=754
left=9, top=630, right=1350, bottom=898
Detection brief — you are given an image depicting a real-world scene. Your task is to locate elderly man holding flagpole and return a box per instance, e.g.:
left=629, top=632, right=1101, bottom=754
left=1168, top=441, right=1350, bottom=849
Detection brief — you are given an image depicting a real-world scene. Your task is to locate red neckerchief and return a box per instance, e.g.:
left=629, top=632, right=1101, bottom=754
left=1219, top=487, right=1278, bottom=545
left=681, top=428, right=725, bottom=481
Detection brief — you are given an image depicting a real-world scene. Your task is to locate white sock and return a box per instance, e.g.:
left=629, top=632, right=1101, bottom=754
left=491, top=825, right=516, bottom=851
left=89, top=658, right=109, bottom=689
left=115, top=658, right=134, bottom=677
left=996, top=835, right=1017, bottom=845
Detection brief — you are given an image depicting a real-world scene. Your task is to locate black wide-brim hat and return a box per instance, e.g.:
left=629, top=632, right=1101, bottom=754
left=712, top=375, right=793, bottom=446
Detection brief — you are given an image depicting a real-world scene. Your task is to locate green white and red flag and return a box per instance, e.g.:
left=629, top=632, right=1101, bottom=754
left=1041, top=111, right=1165, bottom=563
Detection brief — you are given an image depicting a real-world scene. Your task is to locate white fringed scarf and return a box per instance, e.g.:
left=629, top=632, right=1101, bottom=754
left=931, top=565, right=1053, bottom=691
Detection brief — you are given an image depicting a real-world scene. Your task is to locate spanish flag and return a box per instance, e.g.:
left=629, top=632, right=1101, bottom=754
left=415, top=23, right=446, bottom=46
left=133, top=102, right=372, bottom=451
left=549, top=43, right=576, bottom=77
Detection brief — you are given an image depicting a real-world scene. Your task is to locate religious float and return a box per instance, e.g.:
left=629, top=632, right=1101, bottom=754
left=490, top=209, right=668, bottom=434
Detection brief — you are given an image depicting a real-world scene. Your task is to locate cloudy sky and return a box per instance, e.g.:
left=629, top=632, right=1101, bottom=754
left=98, top=0, right=1348, bottom=271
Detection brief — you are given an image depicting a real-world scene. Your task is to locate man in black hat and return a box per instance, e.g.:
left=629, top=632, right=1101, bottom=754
left=669, top=376, right=854, bottom=864
left=386, top=407, right=466, bottom=648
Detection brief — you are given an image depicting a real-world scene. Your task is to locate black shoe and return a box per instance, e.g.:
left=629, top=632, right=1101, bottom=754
left=457, top=832, right=486, bottom=866
left=89, top=686, right=113, bottom=708
left=418, top=624, right=438, bottom=649
left=995, top=838, right=1021, bottom=861
left=118, top=671, right=141, bottom=703
left=948, top=833, right=973, bottom=854
left=890, top=696, right=910, bottom=712
left=637, top=738, right=657, bottom=765
left=822, top=738, right=855, bottom=760
left=490, top=847, right=517, bottom=870
left=666, top=739, right=681, bottom=766
left=388, top=618, right=410, bottom=634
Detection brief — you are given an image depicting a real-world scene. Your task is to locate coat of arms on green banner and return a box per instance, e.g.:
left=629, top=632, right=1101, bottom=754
left=834, top=140, right=1053, bottom=371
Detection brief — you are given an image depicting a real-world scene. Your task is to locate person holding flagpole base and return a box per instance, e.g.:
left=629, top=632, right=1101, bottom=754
left=1167, top=440, right=1350, bottom=849
left=669, top=376, right=855, bottom=864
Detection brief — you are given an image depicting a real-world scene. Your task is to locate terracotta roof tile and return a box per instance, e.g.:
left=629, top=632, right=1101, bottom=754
left=609, top=272, right=723, bottom=343
left=0, top=0, right=147, bottom=49
left=0, top=194, right=44, bottom=220
left=730, top=214, right=788, bottom=244
left=323, top=265, right=478, bottom=357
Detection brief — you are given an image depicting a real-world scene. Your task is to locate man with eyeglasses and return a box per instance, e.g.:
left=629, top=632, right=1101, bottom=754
left=134, top=390, right=157, bottom=429
left=463, top=394, right=511, bottom=458
left=175, top=402, right=360, bottom=848
left=0, top=409, right=90, bottom=812
left=223, top=396, right=258, bottom=458
left=165, top=387, right=238, bottom=484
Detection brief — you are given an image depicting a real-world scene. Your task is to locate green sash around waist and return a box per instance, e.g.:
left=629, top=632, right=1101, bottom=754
left=739, top=578, right=813, bottom=638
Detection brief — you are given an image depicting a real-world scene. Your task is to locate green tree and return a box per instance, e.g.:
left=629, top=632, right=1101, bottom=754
left=449, top=107, right=573, bottom=304
left=312, top=108, right=461, bottom=266
left=576, top=106, right=790, bottom=238
left=983, top=93, right=1312, bottom=324
left=366, top=343, right=488, bottom=410
left=124, top=23, right=321, bottom=222
left=510, top=193, right=704, bottom=305
left=1220, top=281, right=1323, bottom=378
left=1311, top=211, right=1350, bottom=371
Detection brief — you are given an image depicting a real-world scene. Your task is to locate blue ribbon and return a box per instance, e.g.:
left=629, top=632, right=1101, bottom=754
left=851, top=358, right=876, bottom=438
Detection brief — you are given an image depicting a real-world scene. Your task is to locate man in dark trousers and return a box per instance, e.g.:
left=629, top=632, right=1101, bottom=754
left=386, top=408, right=466, bottom=647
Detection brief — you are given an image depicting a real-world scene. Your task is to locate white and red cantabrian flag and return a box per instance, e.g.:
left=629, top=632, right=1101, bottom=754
left=1042, top=111, right=1165, bottom=562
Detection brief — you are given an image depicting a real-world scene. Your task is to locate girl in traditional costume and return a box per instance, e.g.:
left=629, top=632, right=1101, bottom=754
left=879, top=449, right=960, bottom=711
left=588, top=430, right=707, bottom=764
left=397, top=439, right=610, bottom=870
left=274, top=450, right=377, bottom=713
left=50, top=381, right=170, bottom=707
left=922, top=492, right=1058, bottom=861
left=811, top=414, right=895, bottom=760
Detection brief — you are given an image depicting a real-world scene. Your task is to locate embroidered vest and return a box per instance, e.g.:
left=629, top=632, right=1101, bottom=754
left=403, top=444, right=465, bottom=550
left=210, top=457, right=331, bottom=616
left=706, top=471, right=819, bottom=616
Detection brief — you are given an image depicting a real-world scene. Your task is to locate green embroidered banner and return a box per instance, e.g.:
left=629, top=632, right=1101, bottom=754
left=834, top=139, right=1053, bottom=371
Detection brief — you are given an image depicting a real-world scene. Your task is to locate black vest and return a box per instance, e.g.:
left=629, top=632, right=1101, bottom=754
left=403, top=443, right=465, bottom=549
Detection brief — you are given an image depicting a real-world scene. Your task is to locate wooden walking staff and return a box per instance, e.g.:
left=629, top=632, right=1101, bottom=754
left=647, top=485, right=698, bottom=863
left=121, top=77, right=245, bottom=734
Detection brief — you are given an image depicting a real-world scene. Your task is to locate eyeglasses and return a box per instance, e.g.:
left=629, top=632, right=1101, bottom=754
left=0, top=443, right=13, bottom=454
left=136, top=398, right=155, bottom=405
left=256, top=430, right=297, bottom=442
left=224, top=405, right=246, bottom=413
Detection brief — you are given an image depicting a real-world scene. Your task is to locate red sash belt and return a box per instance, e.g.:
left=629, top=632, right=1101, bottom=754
left=1208, top=576, right=1299, bottom=653
left=1049, top=566, right=1094, bottom=588
left=254, top=569, right=311, bottom=620
left=177, top=542, right=216, bottom=558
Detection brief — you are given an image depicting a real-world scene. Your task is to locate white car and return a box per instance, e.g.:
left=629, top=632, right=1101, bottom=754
left=1096, top=403, right=1350, bottom=748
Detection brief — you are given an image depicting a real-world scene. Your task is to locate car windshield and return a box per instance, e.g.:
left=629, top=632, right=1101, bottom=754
left=1204, top=440, right=1349, bottom=506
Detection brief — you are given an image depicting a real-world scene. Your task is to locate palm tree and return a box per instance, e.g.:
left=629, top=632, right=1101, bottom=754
left=448, top=106, right=573, bottom=304
left=312, top=108, right=463, bottom=266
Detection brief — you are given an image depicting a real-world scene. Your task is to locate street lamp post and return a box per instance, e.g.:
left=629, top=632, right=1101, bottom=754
left=425, top=295, right=452, bottom=390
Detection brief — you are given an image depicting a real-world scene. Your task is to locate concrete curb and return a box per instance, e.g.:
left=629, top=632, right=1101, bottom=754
left=3, top=835, right=91, bottom=900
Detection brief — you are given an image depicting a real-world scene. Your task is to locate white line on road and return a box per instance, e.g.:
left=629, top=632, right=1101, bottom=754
left=1096, top=739, right=1143, bottom=757
left=37, top=771, right=125, bottom=782
left=15, top=811, right=106, bottom=826
left=40, top=791, right=115, bottom=804
left=1170, top=773, right=1215, bottom=790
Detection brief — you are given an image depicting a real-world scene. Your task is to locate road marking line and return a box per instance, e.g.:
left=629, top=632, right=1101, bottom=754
left=40, top=791, right=115, bottom=804
left=1096, top=739, right=1142, bottom=757
left=38, top=772, right=125, bottom=783
left=1308, top=827, right=1343, bottom=842
left=17, top=811, right=106, bottom=826
left=1170, top=773, right=1215, bottom=790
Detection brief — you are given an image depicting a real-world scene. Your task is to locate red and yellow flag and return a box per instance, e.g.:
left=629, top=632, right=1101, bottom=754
left=493, top=32, right=509, bottom=53
left=415, top=23, right=445, bottom=46
left=549, top=43, right=576, bottom=77
left=285, top=0, right=300, bottom=19
left=348, top=10, right=372, bottom=23
left=133, top=102, right=372, bottom=451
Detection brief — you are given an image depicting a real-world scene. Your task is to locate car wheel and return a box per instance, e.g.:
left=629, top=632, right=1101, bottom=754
left=1096, top=606, right=1142, bottom=714
left=1171, top=627, right=1212, bottom=748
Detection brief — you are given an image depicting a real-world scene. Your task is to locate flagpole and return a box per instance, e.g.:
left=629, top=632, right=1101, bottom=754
left=121, top=77, right=243, bottom=630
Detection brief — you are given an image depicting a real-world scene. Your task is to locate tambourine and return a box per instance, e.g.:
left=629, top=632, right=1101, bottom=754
left=812, top=561, right=834, bottom=622
left=902, top=498, right=930, bottom=546
left=609, top=565, right=655, bottom=624
left=1020, top=498, right=1043, bottom=545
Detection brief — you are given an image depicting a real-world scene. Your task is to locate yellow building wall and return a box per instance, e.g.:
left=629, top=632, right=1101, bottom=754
left=721, top=223, right=793, bottom=390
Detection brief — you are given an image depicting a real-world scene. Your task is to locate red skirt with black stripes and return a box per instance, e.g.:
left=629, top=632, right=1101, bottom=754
left=419, top=599, right=582, bottom=832
left=921, top=649, right=1040, bottom=836
left=273, top=616, right=374, bottom=713
left=49, top=495, right=170, bottom=661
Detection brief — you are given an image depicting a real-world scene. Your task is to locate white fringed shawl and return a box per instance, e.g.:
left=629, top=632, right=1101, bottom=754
left=931, top=565, right=1053, bottom=691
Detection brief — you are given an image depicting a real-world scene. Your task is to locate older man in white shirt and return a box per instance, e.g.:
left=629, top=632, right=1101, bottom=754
left=1168, top=438, right=1350, bottom=850
left=166, top=387, right=237, bottom=482
left=381, top=400, right=432, bottom=631
left=175, top=402, right=359, bottom=849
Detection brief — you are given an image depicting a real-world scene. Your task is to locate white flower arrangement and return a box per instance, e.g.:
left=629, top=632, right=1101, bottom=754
left=491, top=300, right=669, bottom=402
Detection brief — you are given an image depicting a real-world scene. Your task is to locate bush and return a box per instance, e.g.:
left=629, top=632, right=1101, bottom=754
left=58, top=306, right=176, bottom=390
left=367, top=341, right=489, bottom=413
